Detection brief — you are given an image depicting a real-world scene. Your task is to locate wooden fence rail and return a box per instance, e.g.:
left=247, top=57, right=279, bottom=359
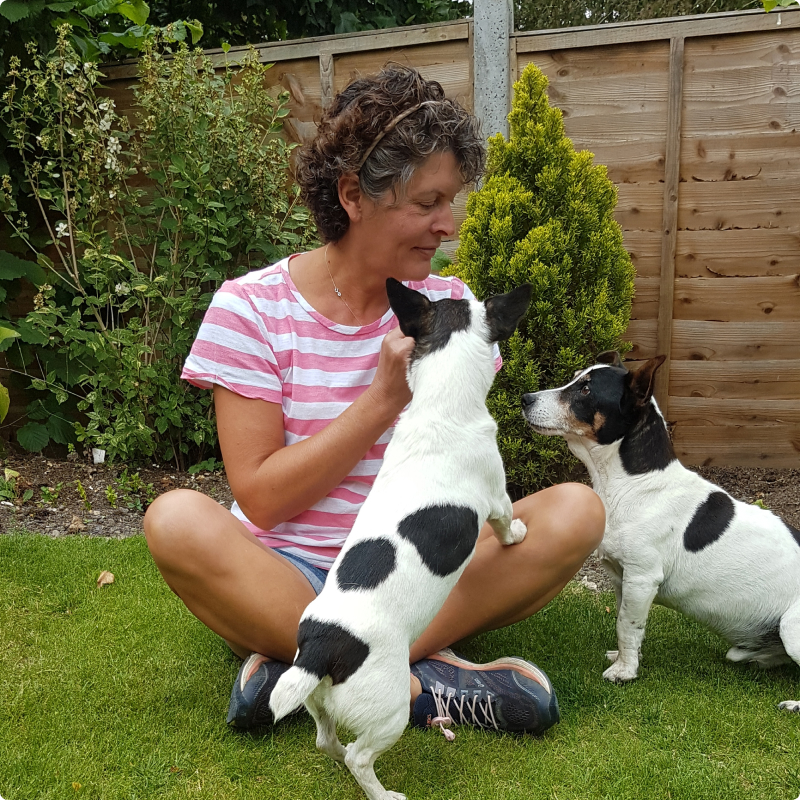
left=21, top=8, right=800, bottom=466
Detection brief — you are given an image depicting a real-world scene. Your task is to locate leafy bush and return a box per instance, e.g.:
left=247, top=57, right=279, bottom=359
left=445, top=63, right=635, bottom=498
left=1, top=27, right=316, bottom=466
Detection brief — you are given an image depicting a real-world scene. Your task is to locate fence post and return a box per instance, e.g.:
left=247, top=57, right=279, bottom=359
left=654, top=35, right=685, bottom=417
left=473, top=0, right=513, bottom=139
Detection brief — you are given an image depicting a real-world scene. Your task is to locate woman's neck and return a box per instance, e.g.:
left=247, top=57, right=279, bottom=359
left=289, top=244, right=389, bottom=326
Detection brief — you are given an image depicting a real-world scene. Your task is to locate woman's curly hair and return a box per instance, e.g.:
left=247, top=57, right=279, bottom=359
left=294, top=64, right=485, bottom=243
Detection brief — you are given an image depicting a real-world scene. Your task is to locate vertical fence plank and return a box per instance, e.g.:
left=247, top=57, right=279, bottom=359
left=319, top=48, right=334, bottom=109
left=654, top=35, right=684, bottom=415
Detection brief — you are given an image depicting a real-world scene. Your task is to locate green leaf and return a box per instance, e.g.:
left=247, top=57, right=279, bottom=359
left=0, top=251, right=47, bottom=285
left=0, top=326, right=20, bottom=345
left=184, top=19, right=203, bottom=45
left=47, top=414, right=77, bottom=445
left=46, top=1, right=76, bottom=10
left=0, top=384, right=9, bottom=424
left=221, top=41, right=231, bottom=54
left=114, top=0, right=149, bottom=26
left=17, top=422, right=50, bottom=453
left=0, top=0, right=45, bottom=23
left=763, top=0, right=778, bottom=10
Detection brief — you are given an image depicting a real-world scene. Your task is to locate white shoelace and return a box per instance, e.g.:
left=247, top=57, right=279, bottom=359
left=427, top=684, right=500, bottom=741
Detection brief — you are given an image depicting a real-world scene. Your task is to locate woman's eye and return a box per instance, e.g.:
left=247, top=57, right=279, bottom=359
left=580, top=385, right=590, bottom=395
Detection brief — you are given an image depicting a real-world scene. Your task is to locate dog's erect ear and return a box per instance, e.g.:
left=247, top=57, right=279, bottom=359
left=484, top=284, right=533, bottom=342
left=625, top=355, right=667, bottom=407
left=386, top=278, right=432, bottom=340
left=596, top=350, right=624, bottom=368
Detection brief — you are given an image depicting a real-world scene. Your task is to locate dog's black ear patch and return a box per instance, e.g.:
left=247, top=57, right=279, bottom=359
left=336, top=539, right=396, bottom=591
left=484, top=284, right=533, bottom=342
left=684, top=491, right=735, bottom=553
left=397, top=504, right=480, bottom=577
left=625, top=355, right=666, bottom=407
left=423, top=299, right=471, bottom=356
left=294, top=618, right=370, bottom=685
left=619, top=405, right=676, bottom=474
left=386, top=277, right=433, bottom=340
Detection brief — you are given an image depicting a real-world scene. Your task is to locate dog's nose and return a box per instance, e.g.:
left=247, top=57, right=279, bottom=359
left=521, top=393, right=535, bottom=409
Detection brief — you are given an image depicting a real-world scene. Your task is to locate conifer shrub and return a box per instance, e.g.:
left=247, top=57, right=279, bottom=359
left=445, top=63, right=635, bottom=497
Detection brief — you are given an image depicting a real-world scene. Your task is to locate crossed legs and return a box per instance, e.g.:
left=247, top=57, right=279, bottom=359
left=144, top=482, right=605, bottom=664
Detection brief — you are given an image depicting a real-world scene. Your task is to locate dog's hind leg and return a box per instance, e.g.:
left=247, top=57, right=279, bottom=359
left=344, top=706, right=409, bottom=800
left=778, top=601, right=800, bottom=713
left=305, top=691, right=347, bottom=763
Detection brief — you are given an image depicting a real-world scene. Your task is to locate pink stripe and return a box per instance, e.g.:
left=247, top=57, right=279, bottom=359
left=329, top=486, right=369, bottom=503
left=203, top=305, right=267, bottom=338
left=286, top=384, right=372, bottom=404
left=290, top=350, right=380, bottom=373
left=191, top=339, right=279, bottom=373
left=291, top=509, right=359, bottom=528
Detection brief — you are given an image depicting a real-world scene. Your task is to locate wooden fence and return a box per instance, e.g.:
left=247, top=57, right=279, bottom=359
left=85, top=10, right=800, bottom=466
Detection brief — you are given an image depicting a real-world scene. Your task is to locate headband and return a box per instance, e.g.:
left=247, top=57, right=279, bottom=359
left=356, top=99, right=440, bottom=170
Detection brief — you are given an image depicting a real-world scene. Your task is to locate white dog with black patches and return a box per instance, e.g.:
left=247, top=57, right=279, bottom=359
left=270, top=278, right=532, bottom=800
left=521, top=352, right=800, bottom=712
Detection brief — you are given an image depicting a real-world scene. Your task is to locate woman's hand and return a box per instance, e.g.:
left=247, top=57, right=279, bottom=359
left=367, top=325, right=415, bottom=415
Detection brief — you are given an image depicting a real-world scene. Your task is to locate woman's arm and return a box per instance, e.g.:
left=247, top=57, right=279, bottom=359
left=215, top=326, right=414, bottom=531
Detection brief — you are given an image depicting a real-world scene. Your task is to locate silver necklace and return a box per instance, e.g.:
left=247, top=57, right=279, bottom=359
left=325, top=243, right=366, bottom=327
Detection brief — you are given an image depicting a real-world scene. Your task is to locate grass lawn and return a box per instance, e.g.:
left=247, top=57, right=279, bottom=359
left=1, top=534, right=798, bottom=800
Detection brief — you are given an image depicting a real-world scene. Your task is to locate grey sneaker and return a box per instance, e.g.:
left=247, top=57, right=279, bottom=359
left=411, top=649, right=559, bottom=736
left=227, top=653, right=297, bottom=729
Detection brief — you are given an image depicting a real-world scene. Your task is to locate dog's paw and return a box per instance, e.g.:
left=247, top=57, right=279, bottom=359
left=385, top=793, right=407, bottom=800
left=606, top=650, right=619, bottom=663
left=603, top=660, right=639, bottom=684
left=508, top=518, right=528, bottom=544
left=778, top=700, right=800, bottom=713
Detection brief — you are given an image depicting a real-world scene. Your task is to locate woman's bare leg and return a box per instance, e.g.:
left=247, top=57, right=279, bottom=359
left=144, top=488, right=316, bottom=662
left=145, top=483, right=603, bottom=667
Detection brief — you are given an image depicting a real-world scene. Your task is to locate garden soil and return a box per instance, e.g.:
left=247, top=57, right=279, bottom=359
left=1, top=448, right=798, bottom=592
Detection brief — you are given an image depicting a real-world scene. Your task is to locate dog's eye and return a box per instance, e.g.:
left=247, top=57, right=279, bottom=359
left=580, top=385, right=590, bottom=395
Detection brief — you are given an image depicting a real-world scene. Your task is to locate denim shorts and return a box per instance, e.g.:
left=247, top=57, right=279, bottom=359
left=273, top=548, right=329, bottom=595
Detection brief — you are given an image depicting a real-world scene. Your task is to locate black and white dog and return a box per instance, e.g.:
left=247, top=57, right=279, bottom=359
left=270, top=279, right=532, bottom=800
left=521, top=352, right=800, bottom=712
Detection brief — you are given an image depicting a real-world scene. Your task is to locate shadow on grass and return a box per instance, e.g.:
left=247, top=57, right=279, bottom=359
left=0, top=534, right=798, bottom=800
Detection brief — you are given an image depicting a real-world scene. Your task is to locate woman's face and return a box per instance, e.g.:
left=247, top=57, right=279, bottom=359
left=357, top=150, right=463, bottom=282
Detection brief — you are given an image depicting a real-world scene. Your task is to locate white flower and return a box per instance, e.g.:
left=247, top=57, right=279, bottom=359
left=109, top=190, right=116, bottom=199
left=64, top=62, right=77, bottom=75
left=115, top=282, right=130, bottom=295
left=99, top=118, right=111, bottom=131
left=55, top=221, right=69, bottom=238
left=585, top=8, right=592, bottom=17
left=107, top=136, right=121, bottom=154
left=83, top=62, right=92, bottom=73
left=99, top=101, right=110, bottom=111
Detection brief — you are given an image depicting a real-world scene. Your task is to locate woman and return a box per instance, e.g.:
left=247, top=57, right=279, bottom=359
left=144, top=65, right=605, bottom=736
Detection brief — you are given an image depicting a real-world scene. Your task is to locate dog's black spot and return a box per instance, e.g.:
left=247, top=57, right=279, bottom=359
left=619, top=404, right=676, bottom=475
left=294, top=618, right=370, bottom=685
left=684, top=491, right=735, bottom=553
left=411, top=299, right=471, bottom=363
left=787, top=522, right=800, bottom=548
left=336, top=539, right=396, bottom=591
left=397, top=504, right=480, bottom=577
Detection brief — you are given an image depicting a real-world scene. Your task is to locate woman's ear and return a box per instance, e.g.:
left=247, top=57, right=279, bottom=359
left=338, top=173, right=363, bottom=223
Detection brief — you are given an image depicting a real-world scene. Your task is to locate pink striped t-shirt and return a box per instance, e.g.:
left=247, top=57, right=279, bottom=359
left=181, top=255, right=501, bottom=569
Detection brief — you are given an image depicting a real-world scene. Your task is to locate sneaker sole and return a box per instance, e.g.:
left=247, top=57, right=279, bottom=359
left=428, top=649, right=554, bottom=696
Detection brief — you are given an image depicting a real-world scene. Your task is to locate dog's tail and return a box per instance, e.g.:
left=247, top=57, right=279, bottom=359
left=270, top=666, right=322, bottom=722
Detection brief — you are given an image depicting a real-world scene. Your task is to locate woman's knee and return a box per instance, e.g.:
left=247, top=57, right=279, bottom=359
left=550, top=482, right=605, bottom=555
left=143, top=488, right=212, bottom=564
left=517, top=482, right=605, bottom=561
